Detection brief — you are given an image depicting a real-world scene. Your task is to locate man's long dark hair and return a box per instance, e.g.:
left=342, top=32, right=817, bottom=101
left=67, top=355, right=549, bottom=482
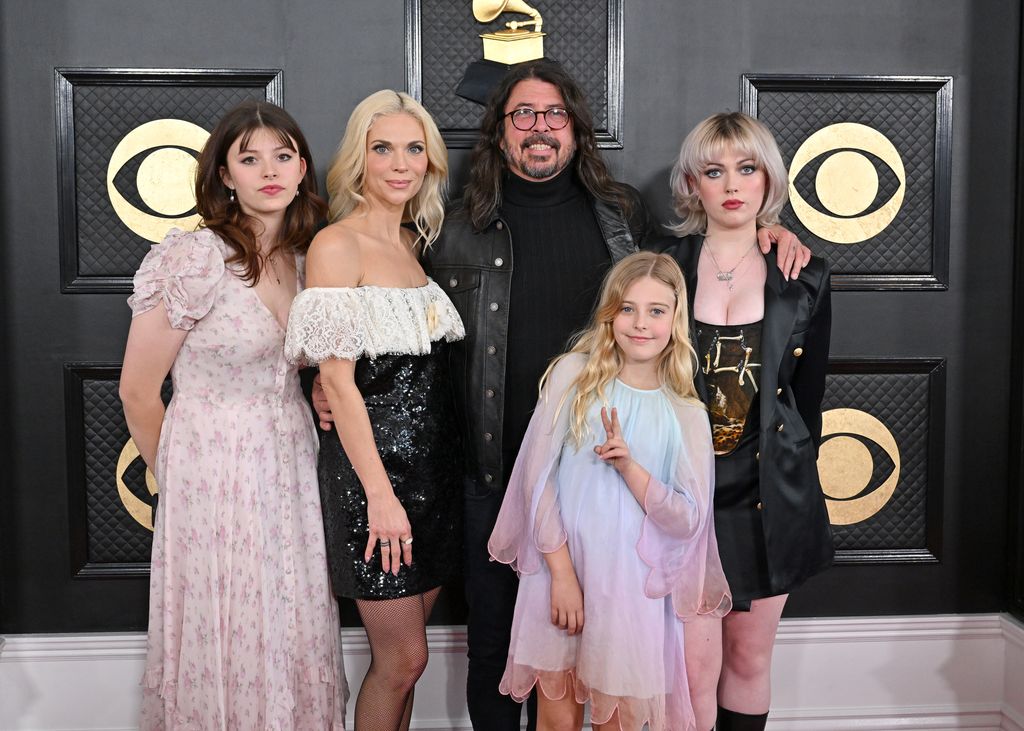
left=462, top=59, right=635, bottom=231
left=195, top=100, right=327, bottom=284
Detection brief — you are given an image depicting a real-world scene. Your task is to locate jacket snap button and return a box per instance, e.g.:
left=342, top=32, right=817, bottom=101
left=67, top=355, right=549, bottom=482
left=484, top=433, right=493, bottom=441
left=793, top=347, right=804, bottom=357
left=776, top=387, right=783, bottom=396
left=496, top=221, right=504, bottom=230
left=485, top=389, right=495, bottom=398
left=756, top=501, right=763, bottom=511
left=489, top=302, right=499, bottom=311
left=449, top=277, right=458, bottom=288
left=494, top=257, right=503, bottom=266
left=755, top=451, right=760, bottom=461
left=484, top=473, right=493, bottom=483
left=487, top=345, right=496, bottom=355
left=777, top=423, right=785, bottom=432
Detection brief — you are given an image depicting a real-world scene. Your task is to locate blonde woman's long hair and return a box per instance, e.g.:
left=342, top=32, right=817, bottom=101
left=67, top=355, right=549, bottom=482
left=669, top=111, right=789, bottom=237
left=325, top=90, right=448, bottom=248
left=541, top=252, right=702, bottom=448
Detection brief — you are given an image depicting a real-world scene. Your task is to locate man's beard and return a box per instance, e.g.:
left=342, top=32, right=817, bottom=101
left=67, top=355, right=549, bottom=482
left=503, top=133, right=575, bottom=181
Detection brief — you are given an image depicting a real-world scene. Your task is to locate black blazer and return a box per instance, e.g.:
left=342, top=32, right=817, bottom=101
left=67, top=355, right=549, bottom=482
left=660, top=234, right=835, bottom=596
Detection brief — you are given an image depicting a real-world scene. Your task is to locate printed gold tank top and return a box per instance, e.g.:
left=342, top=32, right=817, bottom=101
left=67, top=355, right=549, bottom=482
left=694, top=320, right=763, bottom=455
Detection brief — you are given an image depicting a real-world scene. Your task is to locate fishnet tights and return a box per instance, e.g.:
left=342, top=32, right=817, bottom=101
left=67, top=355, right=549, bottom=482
left=353, top=587, right=441, bottom=731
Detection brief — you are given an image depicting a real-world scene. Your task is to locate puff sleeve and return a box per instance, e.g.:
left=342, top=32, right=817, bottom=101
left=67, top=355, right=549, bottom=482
left=127, top=228, right=225, bottom=330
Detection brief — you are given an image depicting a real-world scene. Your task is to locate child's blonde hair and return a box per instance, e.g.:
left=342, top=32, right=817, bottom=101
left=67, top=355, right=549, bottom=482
left=541, top=251, right=702, bottom=447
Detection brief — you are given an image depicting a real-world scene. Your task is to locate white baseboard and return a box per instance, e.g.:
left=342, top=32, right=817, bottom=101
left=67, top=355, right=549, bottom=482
left=1003, top=614, right=1024, bottom=731
left=1, top=614, right=1021, bottom=731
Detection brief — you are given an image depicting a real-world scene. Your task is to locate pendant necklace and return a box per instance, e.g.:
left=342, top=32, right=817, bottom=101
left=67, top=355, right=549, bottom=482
left=704, top=239, right=757, bottom=291
left=264, top=252, right=282, bottom=285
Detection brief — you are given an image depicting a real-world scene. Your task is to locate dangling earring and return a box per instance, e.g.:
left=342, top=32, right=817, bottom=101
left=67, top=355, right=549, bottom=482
left=295, top=188, right=300, bottom=198
left=228, top=188, right=235, bottom=202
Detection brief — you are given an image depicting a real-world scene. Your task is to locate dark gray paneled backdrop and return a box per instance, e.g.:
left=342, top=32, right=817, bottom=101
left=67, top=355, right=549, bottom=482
left=0, top=0, right=1019, bottom=631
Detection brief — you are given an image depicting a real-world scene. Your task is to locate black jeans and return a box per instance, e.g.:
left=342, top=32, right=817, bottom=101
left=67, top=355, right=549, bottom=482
left=464, top=480, right=536, bottom=730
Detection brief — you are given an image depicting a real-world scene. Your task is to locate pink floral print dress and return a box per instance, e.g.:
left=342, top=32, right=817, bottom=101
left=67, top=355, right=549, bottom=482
left=128, top=228, right=347, bottom=730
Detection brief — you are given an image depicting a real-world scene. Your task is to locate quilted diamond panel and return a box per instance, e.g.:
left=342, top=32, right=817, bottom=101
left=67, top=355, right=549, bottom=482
left=745, top=77, right=952, bottom=289
left=82, top=378, right=154, bottom=563
left=819, top=363, right=942, bottom=557
left=57, top=70, right=282, bottom=292
left=69, top=367, right=172, bottom=572
left=414, top=0, right=617, bottom=142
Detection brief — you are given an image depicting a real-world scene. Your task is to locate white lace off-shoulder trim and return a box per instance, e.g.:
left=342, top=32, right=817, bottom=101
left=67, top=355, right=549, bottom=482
left=284, top=280, right=465, bottom=364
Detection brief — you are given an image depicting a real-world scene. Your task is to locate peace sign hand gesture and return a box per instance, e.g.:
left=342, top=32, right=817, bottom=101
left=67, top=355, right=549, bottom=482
left=594, top=407, right=634, bottom=475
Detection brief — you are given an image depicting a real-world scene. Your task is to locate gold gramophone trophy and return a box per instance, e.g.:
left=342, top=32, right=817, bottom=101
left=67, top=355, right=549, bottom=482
left=474, top=0, right=545, bottom=65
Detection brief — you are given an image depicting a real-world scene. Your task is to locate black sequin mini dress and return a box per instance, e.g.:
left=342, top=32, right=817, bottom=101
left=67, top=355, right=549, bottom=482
left=285, top=281, right=465, bottom=599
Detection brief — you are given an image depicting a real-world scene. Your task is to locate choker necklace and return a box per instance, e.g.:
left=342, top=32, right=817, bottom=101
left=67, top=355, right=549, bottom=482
left=704, top=239, right=757, bottom=291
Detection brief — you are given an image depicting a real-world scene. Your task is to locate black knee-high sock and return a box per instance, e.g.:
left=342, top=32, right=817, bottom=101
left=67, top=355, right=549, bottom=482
left=716, top=706, right=769, bottom=731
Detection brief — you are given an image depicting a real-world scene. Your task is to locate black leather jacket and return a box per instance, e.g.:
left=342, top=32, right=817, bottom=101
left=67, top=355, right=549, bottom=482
left=424, top=189, right=653, bottom=490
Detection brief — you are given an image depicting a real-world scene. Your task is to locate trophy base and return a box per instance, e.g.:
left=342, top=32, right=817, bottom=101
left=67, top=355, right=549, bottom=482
left=480, top=30, right=545, bottom=65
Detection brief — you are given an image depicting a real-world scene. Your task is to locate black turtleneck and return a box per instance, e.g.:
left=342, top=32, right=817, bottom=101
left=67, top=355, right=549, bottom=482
left=500, top=167, right=611, bottom=481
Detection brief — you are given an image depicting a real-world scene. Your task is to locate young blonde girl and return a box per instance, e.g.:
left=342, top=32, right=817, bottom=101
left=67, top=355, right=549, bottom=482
left=488, top=251, right=731, bottom=731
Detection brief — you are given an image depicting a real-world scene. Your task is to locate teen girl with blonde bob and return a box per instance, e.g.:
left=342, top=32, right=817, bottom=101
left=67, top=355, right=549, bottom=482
left=488, top=251, right=731, bottom=731
left=662, top=112, right=833, bottom=731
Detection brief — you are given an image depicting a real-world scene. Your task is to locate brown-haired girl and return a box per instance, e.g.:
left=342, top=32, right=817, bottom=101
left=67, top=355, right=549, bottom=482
left=120, top=100, right=346, bottom=728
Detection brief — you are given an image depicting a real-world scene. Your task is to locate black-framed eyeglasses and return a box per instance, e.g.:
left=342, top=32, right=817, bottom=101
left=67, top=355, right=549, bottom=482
left=504, top=107, right=571, bottom=131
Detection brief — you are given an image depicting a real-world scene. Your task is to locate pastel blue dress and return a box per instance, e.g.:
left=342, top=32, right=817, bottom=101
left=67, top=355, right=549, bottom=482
left=489, top=354, right=731, bottom=731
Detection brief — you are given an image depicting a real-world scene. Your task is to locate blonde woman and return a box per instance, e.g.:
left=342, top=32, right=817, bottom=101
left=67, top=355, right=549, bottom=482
left=284, top=90, right=464, bottom=730
left=662, top=112, right=833, bottom=731
left=488, top=252, right=731, bottom=731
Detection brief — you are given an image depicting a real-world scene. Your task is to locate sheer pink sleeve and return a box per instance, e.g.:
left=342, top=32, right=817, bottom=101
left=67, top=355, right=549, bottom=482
left=487, top=353, right=582, bottom=576
left=127, top=228, right=225, bottom=330
left=637, top=400, right=732, bottom=619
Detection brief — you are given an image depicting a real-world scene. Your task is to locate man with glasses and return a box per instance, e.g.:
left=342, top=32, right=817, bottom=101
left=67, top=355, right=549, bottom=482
left=423, top=59, right=652, bottom=729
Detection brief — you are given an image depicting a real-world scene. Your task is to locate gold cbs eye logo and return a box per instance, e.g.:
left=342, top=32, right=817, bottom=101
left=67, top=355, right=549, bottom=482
left=789, top=123, right=906, bottom=244
left=107, top=119, right=210, bottom=242
left=816, top=408, right=901, bottom=525
left=116, top=439, right=159, bottom=532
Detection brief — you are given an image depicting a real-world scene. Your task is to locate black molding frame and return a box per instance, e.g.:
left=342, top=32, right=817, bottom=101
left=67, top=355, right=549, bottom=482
left=741, top=74, right=953, bottom=292
left=64, top=362, right=151, bottom=579
left=404, top=0, right=624, bottom=149
left=55, top=67, right=283, bottom=294
left=825, top=357, right=946, bottom=565
left=1008, top=8, right=1024, bottom=621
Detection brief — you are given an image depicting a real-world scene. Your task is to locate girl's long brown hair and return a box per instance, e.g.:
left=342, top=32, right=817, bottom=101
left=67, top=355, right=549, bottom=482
left=194, top=100, right=327, bottom=284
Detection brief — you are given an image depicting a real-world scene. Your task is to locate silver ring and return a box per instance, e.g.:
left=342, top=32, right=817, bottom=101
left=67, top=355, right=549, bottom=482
left=379, top=539, right=391, bottom=546
left=402, top=537, right=413, bottom=546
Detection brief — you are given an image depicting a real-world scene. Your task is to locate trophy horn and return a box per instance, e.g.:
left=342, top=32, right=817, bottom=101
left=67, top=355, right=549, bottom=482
left=473, top=0, right=542, bottom=30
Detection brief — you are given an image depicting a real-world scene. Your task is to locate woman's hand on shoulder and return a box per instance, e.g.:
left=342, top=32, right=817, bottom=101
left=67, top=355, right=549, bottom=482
left=757, top=225, right=812, bottom=281
left=305, top=223, right=362, bottom=288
